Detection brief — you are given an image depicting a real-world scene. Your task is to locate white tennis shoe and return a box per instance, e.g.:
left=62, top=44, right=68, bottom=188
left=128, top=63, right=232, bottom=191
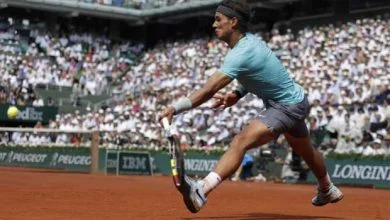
left=181, top=176, right=207, bottom=213
left=312, top=184, right=344, bottom=206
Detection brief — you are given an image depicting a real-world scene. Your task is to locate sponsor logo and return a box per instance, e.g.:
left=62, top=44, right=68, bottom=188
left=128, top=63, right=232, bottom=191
left=50, top=152, right=59, bottom=166
left=7, top=152, right=47, bottom=163
left=107, top=159, right=118, bottom=169
left=332, top=164, right=390, bottom=180
left=184, top=159, right=218, bottom=172
left=16, top=107, right=43, bottom=121
left=150, top=157, right=156, bottom=170
left=121, top=156, right=147, bottom=170
left=0, top=152, right=7, bottom=161
left=50, top=154, right=91, bottom=166
left=6, top=151, right=13, bottom=163
left=57, top=155, right=91, bottom=166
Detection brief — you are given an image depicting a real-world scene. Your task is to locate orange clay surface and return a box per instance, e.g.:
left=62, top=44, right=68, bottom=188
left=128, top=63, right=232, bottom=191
left=0, top=167, right=389, bottom=220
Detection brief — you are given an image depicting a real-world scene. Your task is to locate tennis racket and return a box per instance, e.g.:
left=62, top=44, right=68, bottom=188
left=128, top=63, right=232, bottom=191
left=162, top=118, right=185, bottom=191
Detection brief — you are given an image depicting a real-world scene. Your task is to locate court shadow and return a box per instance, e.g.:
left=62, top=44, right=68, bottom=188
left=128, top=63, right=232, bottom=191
left=183, top=212, right=343, bottom=220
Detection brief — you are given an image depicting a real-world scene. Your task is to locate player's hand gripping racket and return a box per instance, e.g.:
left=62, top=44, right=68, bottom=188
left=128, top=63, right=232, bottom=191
left=162, top=118, right=185, bottom=191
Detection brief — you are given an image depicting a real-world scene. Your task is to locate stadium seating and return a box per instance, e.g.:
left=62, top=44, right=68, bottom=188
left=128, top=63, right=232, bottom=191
left=80, top=0, right=205, bottom=9
left=0, top=14, right=389, bottom=156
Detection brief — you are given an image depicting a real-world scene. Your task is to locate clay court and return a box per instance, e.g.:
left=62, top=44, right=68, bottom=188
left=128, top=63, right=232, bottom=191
left=0, top=167, right=388, bottom=220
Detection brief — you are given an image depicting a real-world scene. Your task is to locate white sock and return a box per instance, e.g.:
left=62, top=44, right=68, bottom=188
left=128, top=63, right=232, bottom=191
left=318, top=173, right=332, bottom=191
left=203, top=172, right=222, bottom=195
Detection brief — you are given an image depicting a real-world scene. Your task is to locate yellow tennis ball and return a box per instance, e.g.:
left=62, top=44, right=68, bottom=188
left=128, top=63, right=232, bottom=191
left=7, top=106, right=19, bottom=119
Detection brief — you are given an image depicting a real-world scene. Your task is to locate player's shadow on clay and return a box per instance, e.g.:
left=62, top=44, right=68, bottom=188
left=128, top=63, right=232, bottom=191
left=183, top=212, right=343, bottom=220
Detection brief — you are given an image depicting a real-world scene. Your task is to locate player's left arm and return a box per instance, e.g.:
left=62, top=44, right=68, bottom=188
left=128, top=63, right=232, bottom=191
left=188, top=71, right=232, bottom=108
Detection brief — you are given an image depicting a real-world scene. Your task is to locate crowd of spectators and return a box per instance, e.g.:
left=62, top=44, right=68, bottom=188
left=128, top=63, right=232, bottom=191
left=0, top=15, right=389, bottom=156
left=0, top=17, right=144, bottom=106
left=80, top=0, right=195, bottom=9
left=101, top=15, right=389, bottom=156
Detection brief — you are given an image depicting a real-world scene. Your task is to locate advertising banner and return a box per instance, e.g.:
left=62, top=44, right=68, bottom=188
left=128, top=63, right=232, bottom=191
left=118, top=152, right=153, bottom=175
left=183, top=154, right=219, bottom=176
left=307, top=158, right=390, bottom=188
left=0, top=104, right=58, bottom=124
left=106, top=151, right=119, bottom=174
left=106, top=151, right=220, bottom=177
left=0, top=147, right=106, bottom=172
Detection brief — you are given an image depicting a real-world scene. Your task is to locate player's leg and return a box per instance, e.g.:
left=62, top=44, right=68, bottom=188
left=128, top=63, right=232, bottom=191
left=284, top=123, right=343, bottom=206
left=284, top=132, right=328, bottom=187
left=212, top=119, right=275, bottom=183
left=181, top=119, right=276, bottom=213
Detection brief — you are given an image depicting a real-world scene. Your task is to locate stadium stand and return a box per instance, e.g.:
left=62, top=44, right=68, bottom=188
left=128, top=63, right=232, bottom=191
left=0, top=3, right=389, bottom=157
left=81, top=0, right=196, bottom=9
left=0, top=16, right=144, bottom=112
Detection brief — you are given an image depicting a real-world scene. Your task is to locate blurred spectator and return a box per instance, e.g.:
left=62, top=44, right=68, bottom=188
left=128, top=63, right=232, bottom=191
left=46, top=97, right=55, bottom=106
left=231, top=153, right=255, bottom=181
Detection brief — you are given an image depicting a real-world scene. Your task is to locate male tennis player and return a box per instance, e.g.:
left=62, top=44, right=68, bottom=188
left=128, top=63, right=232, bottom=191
left=159, top=0, right=343, bottom=213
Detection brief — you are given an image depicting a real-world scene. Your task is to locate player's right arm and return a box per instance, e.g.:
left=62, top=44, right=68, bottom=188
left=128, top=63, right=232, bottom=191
left=159, top=43, right=248, bottom=123
left=158, top=71, right=232, bottom=123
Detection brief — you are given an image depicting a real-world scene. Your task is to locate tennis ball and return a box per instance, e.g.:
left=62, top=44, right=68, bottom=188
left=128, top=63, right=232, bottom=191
left=7, top=106, right=19, bottom=119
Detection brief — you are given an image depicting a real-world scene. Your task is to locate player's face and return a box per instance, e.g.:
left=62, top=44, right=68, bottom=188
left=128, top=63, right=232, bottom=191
left=213, top=12, right=234, bottom=40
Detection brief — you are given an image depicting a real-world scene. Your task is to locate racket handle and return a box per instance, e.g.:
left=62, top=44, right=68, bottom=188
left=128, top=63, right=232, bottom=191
left=162, top=117, right=170, bottom=131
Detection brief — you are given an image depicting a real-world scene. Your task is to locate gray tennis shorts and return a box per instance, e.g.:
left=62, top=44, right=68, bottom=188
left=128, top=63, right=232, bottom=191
left=257, top=96, right=310, bottom=137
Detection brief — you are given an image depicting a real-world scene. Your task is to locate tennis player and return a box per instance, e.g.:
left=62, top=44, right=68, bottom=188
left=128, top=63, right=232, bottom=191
left=159, top=0, right=343, bottom=213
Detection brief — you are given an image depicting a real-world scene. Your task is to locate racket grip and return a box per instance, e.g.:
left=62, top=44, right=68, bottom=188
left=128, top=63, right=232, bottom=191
left=162, top=117, right=170, bottom=131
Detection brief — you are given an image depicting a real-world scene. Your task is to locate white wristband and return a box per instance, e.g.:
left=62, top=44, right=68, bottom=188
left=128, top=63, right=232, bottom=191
left=172, top=97, right=192, bottom=114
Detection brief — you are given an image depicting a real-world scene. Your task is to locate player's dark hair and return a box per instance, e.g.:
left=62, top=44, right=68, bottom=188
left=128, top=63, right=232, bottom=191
left=218, top=0, right=251, bottom=32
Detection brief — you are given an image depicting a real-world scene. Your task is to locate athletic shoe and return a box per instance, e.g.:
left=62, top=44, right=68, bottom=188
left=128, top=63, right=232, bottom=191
left=312, top=184, right=344, bottom=206
left=181, top=176, right=207, bottom=213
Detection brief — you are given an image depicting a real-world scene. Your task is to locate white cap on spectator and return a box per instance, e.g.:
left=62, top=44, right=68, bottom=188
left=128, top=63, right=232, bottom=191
left=377, top=129, right=387, bottom=137
left=207, top=125, right=220, bottom=133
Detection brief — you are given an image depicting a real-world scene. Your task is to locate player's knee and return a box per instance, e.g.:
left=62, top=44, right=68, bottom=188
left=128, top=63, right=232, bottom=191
left=231, top=134, right=250, bottom=151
